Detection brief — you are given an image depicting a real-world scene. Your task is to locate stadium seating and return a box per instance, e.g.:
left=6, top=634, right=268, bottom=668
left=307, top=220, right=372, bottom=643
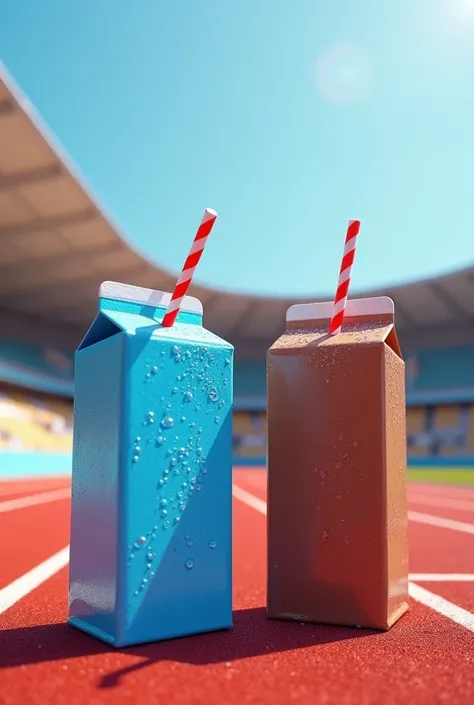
left=0, top=388, right=72, bottom=452
left=1, top=339, right=474, bottom=460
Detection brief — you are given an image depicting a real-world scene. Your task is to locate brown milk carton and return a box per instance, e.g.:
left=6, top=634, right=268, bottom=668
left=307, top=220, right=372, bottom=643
left=266, top=297, right=409, bottom=631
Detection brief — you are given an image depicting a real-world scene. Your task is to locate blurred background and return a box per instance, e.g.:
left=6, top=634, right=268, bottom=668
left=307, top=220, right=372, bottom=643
left=0, top=0, right=473, bottom=477
left=0, top=59, right=473, bottom=474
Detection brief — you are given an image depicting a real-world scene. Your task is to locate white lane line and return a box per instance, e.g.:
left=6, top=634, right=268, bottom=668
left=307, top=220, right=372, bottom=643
left=232, top=485, right=267, bottom=515
left=232, top=484, right=474, bottom=632
left=0, top=546, right=69, bottom=616
left=0, top=488, right=71, bottom=514
left=408, top=510, right=474, bottom=535
left=408, top=583, right=474, bottom=632
left=232, top=485, right=474, bottom=536
left=409, top=574, right=474, bottom=582
left=409, top=493, right=474, bottom=513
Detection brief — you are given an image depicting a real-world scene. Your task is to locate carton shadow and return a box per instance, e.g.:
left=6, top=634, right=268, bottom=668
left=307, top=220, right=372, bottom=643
left=0, top=607, right=374, bottom=688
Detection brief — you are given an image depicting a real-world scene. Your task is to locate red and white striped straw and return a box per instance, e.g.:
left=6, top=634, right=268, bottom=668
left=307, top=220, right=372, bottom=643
left=328, top=219, right=361, bottom=335
left=161, top=208, right=218, bottom=327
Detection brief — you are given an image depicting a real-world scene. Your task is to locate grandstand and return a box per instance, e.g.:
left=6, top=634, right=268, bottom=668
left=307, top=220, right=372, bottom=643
left=1, top=62, right=474, bottom=469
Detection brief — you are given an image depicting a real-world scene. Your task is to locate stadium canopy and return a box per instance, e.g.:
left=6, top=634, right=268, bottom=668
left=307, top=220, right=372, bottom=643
left=1, top=64, right=474, bottom=357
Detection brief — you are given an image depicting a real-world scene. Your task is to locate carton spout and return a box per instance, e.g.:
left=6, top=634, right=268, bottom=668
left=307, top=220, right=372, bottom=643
left=286, top=296, right=395, bottom=325
left=99, top=281, right=203, bottom=316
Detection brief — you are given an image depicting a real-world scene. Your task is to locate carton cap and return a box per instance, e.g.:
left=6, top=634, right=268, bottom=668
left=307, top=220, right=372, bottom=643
left=99, top=281, right=203, bottom=315
left=286, top=296, right=395, bottom=323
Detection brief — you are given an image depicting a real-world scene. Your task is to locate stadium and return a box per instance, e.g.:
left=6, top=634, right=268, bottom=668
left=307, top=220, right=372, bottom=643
left=1, top=68, right=474, bottom=473
left=0, top=64, right=473, bottom=704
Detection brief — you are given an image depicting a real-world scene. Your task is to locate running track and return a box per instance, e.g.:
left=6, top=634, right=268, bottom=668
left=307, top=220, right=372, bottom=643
left=0, top=469, right=473, bottom=705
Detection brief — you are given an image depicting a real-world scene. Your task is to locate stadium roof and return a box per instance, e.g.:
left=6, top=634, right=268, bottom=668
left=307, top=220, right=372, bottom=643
left=1, top=64, right=474, bottom=356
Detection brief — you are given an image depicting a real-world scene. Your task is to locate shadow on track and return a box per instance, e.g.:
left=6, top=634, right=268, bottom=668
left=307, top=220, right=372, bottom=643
left=0, top=607, right=374, bottom=687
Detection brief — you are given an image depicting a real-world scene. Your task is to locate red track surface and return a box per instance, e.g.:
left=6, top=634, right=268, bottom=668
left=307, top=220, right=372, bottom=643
left=0, top=469, right=473, bottom=705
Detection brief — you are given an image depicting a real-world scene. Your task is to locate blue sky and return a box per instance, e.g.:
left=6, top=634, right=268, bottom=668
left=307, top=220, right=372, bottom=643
left=1, top=0, right=474, bottom=297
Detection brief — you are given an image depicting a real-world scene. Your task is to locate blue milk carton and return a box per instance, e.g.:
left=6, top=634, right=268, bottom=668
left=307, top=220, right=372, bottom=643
left=68, top=281, right=234, bottom=647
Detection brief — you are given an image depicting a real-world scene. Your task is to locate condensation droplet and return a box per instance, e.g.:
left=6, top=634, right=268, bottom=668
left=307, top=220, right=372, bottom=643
left=161, top=416, right=175, bottom=429
left=151, top=366, right=159, bottom=375
left=214, top=416, right=221, bottom=424
left=184, top=392, right=194, bottom=402
left=208, top=388, right=218, bottom=402
left=185, top=558, right=194, bottom=570
left=156, top=436, right=165, bottom=445
left=209, top=541, right=217, bottom=549
left=322, top=530, right=330, bottom=539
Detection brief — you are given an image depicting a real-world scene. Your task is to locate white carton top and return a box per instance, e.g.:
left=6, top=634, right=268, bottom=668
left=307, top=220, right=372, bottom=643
left=99, top=281, right=203, bottom=315
left=286, top=296, right=394, bottom=323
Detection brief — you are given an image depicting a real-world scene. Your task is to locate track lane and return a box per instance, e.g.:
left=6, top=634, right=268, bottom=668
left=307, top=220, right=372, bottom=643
left=1, top=489, right=474, bottom=704
left=0, top=498, right=70, bottom=589
left=0, top=478, right=71, bottom=502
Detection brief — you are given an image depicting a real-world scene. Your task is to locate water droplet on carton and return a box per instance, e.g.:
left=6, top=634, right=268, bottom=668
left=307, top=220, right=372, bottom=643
left=319, top=470, right=326, bottom=478
left=156, top=436, right=165, bottom=446
left=132, top=455, right=139, bottom=463
left=225, top=358, right=231, bottom=366
left=209, top=541, right=217, bottom=549
left=151, top=366, right=159, bottom=375
left=343, top=534, right=350, bottom=544
left=161, top=417, right=174, bottom=429
left=195, top=484, right=201, bottom=492
left=322, top=530, right=330, bottom=539
left=161, top=509, right=168, bottom=518
left=215, top=416, right=221, bottom=424
left=186, top=539, right=193, bottom=547
left=353, top=441, right=359, bottom=447
left=181, top=416, right=186, bottom=422
left=172, top=345, right=181, bottom=355
left=184, top=391, right=194, bottom=402
left=172, top=387, right=178, bottom=395
left=135, top=536, right=147, bottom=548
left=185, top=350, right=191, bottom=359
left=174, top=516, right=181, bottom=525
left=208, top=388, right=218, bottom=402
left=159, top=499, right=168, bottom=508
left=147, top=551, right=155, bottom=562
left=185, top=558, right=194, bottom=570
left=135, top=436, right=141, bottom=443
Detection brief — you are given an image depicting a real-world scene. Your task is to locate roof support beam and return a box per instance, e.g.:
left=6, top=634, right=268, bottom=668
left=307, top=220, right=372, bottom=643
left=429, top=282, right=473, bottom=320
left=0, top=208, right=97, bottom=239
left=0, top=163, right=62, bottom=191
left=0, top=98, right=15, bottom=116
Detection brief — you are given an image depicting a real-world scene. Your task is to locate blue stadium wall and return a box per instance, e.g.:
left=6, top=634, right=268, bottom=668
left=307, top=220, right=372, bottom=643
left=1, top=338, right=474, bottom=470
